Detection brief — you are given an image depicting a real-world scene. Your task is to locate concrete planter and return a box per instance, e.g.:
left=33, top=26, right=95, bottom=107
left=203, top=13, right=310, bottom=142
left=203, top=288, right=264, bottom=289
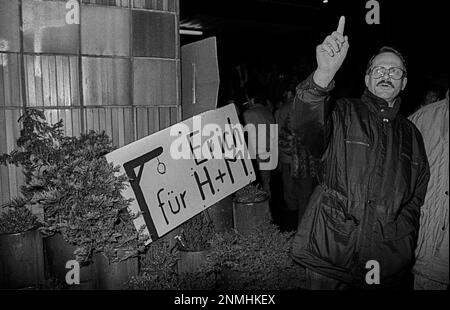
left=233, top=198, right=270, bottom=235
left=208, top=195, right=234, bottom=233
left=92, top=250, right=139, bottom=290
left=44, top=234, right=140, bottom=290
left=43, top=233, right=94, bottom=289
left=0, top=229, right=45, bottom=289
left=177, top=249, right=210, bottom=274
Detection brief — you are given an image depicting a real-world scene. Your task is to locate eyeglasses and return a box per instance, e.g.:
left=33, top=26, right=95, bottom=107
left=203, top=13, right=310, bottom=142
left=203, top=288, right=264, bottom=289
left=369, top=66, right=406, bottom=80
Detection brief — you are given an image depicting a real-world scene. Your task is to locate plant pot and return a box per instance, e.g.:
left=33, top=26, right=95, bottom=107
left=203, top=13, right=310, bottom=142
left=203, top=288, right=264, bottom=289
left=0, top=229, right=45, bottom=289
left=43, top=233, right=94, bottom=289
left=177, top=249, right=210, bottom=274
left=92, top=250, right=139, bottom=290
left=233, top=198, right=270, bottom=235
left=208, top=195, right=233, bottom=233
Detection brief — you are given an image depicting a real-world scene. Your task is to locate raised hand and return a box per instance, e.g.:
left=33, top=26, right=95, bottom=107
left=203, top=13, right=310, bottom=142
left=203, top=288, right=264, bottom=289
left=313, top=16, right=350, bottom=88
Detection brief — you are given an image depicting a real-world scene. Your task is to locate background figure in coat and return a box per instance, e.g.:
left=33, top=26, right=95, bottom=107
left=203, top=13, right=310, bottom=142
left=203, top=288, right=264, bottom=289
left=290, top=16, right=430, bottom=289
left=275, top=86, right=315, bottom=224
left=275, top=86, right=297, bottom=211
left=409, top=90, right=449, bottom=290
left=242, top=81, right=277, bottom=197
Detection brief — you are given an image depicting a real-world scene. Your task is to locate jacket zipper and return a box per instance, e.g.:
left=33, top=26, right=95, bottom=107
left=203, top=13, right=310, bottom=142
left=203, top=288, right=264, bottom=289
left=345, top=140, right=370, bottom=147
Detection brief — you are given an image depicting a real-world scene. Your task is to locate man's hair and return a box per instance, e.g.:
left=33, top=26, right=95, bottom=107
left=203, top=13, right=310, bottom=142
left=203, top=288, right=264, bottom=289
left=365, top=46, right=407, bottom=77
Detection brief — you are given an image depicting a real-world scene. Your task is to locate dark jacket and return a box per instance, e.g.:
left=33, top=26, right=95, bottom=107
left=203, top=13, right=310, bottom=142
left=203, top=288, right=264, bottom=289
left=291, top=74, right=430, bottom=288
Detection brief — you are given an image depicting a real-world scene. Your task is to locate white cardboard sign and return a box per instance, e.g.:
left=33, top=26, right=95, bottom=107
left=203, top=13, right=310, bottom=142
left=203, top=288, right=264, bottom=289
left=181, top=37, right=220, bottom=120
left=105, top=104, right=255, bottom=242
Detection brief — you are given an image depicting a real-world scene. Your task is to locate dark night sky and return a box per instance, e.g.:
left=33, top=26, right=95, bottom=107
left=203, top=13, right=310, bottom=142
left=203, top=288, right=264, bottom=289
left=180, top=0, right=449, bottom=115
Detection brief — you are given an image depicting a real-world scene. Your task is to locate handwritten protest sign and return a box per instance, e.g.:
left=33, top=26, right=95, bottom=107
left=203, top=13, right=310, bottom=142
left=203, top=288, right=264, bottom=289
left=105, top=104, right=255, bottom=242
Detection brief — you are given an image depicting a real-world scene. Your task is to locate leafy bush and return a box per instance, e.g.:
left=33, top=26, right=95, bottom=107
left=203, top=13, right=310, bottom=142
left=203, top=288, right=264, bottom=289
left=177, top=211, right=215, bottom=252
left=233, top=184, right=268, bottom=203
left=127, top=239, right=216, bottom=290
left=0, top=109, right=146, bottom=263
left=0, top=109, right=65, bottom=190
left=177, top=270, right=216, bottom=290
left=128, top=222, right=306, bottom=290
left=127, top=240, right=179, bottom=290
left=204, top=221, right=305, bottom=290
left=0, top=197, right=40, bottom=234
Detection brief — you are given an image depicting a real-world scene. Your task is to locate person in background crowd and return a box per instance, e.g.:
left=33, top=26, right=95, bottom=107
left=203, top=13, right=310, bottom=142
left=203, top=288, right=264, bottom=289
left=275, top=85, right=297, bottom=211
left=420, top=83, right=444, bottom=108
left=242, top=81, right=277, bottom=197
left=275, top=85, right=315, bottom=226
left=291, top=16, right=430, bottom=289
left=409, top=89, right=449, bottom=290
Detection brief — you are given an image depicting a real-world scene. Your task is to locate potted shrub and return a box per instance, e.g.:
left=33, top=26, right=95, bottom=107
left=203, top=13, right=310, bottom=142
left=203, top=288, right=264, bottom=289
left=128, top=221, right=305, bottom=290
left=127, top=240, right=179, bottom=290
left=0, top=197, right=44, bottom=289
left=175, top=211, right=215, bottom=275
left=127, top=238, right=216, bottom=290
left=203, top=220, right=305, bottom=290
left=35, top=132, right=145, bottom=289
left=232, top=184, right=270, bottom=235
left=1, top=109, right=146, bottom=289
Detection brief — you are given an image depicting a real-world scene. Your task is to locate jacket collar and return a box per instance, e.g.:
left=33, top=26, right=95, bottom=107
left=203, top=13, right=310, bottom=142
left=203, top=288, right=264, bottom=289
left=361, top=88, right=401, bottom=121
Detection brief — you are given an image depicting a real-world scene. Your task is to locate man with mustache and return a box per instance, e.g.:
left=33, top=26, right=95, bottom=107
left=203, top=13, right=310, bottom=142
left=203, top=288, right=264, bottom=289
left=291, top=16, right=430, bottom=289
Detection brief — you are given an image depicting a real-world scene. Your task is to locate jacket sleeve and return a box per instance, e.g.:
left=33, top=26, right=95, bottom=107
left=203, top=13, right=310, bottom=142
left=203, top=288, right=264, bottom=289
left=292, top=73, right=336, bottom=159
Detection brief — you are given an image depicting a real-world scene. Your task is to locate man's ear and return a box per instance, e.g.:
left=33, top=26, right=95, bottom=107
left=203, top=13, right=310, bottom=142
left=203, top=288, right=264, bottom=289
left=401, top=77, right=408, bottom=91
left=365, top=75, right=370, bottom=88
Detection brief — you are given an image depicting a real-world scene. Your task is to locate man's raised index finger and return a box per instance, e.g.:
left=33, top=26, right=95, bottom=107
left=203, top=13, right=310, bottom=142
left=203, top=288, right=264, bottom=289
left=337, top=16, right=345, bottom=34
